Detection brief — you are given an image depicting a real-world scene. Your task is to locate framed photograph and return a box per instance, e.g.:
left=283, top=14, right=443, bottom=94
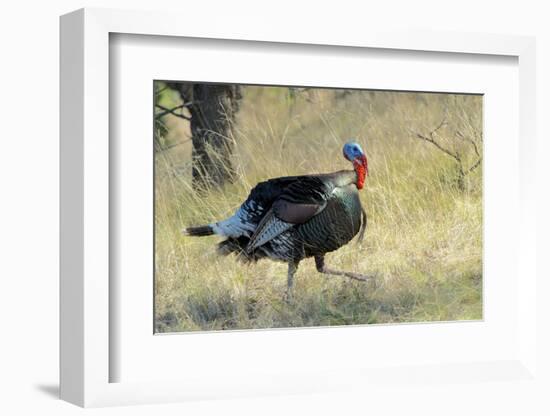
left=60, top=8, right=538, bottom=408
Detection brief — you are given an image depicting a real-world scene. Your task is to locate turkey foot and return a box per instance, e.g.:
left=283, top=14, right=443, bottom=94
left=314, top=255, right=371, bottom=282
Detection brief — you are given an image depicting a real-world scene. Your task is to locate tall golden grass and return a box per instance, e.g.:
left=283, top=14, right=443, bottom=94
left=154, top=85, right=482, bottom=332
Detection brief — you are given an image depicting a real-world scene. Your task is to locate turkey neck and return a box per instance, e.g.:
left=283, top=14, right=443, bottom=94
left=331, top=170, right=360, bottom=189
left=353, top=157, right=367, bottom=190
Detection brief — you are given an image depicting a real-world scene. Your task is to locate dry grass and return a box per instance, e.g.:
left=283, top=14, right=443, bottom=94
left=154, top=85, right=483, bottom=332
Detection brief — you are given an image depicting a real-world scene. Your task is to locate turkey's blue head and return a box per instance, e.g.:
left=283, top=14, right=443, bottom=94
left=343, top=141, right=368, bottom=190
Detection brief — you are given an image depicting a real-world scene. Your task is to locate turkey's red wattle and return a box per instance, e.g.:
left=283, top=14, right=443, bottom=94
left=353, top=155, right=368, bottom=190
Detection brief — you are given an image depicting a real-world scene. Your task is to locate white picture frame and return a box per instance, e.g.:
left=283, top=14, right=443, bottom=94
left=60, top=8, right=538, bottom=408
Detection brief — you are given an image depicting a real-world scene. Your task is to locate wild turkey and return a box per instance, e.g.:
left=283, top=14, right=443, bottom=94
left=183, top=141, right=371, bottom=296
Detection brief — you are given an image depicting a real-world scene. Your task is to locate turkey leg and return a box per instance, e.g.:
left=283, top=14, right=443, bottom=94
left=284, top=260, right=300, bottom=301
left=314, top=255, right=371, bottom=282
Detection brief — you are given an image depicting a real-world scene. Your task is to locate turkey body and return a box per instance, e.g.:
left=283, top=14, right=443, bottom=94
left=184, top=141, right=371, bottom=294
left=187, top=170, right=366, bottom=266
left=266, top=184, right=363, bottom=262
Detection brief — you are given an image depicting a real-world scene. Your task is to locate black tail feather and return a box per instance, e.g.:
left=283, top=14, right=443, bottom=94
left=183, top=225, right=214, bottom=237
left=217, top=237, right=266, bottom=263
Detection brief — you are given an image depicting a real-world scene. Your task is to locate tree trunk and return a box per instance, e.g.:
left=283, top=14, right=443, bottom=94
left=188, top=84, right=241, bottom=190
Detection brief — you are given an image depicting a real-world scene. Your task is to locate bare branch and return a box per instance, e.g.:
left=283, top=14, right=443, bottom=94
left=465, top=137, right=480, bottom=157
left=412, top=111, right=482, bottom=191
left=155, top=86, right=168, bottom=96
left=431, top=118, right=448, bottom=135
left=468, top=158, right=482, bottom=173
left=456, top=130, right=480, bottom=157
left=415, top=132, right=461, bottom=164
left=155, top=104, right=192, bottom=120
